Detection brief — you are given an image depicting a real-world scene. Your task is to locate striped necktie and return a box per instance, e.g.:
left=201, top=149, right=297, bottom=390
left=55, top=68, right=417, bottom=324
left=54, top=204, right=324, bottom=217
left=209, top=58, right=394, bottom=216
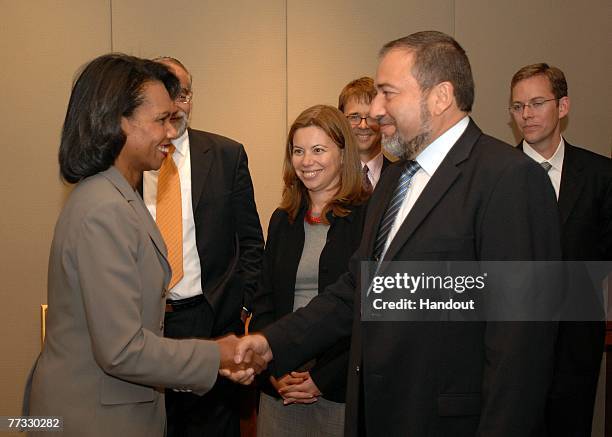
left=156, top=145, right=184, bottom=289
left=540, top=161, right=552, bottom=172
left=372, top=160, right=421, bottom=261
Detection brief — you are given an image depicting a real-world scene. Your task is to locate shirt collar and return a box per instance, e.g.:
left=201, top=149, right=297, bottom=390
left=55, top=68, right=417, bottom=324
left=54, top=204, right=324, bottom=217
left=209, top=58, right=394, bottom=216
left=171, top=129, right=189, bottom=156
left=415, top=115, right=470, bottom=176
left=362, top=152, right=383, bottom=173
left=522, top=137, right=565, bottom=171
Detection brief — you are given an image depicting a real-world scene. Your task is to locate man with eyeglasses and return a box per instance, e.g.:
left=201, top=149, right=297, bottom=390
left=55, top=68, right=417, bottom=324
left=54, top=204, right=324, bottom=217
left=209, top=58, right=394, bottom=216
left=510, top=63, right=612, bottom=437
left=142, top=57, right=264, bottom=437
left=339, top=77, right=391, bottom=190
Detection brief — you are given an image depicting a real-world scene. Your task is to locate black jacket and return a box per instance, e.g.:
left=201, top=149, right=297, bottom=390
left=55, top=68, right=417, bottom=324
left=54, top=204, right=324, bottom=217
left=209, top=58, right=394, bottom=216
left=251, top=203, right=367, bottom=402
left=519, top=140, right=612, bottom=436
left=187, top=129, right=264, bottom=336
left=264, top=120, right=562, bottom=436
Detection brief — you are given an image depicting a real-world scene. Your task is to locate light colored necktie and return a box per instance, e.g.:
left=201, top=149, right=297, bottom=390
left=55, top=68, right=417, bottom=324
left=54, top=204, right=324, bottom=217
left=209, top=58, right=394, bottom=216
left=156, top=145, right=183, bottom=289
left=362, top=165, right=373, bottom=192
left=540, top=161, right=552, bottom=172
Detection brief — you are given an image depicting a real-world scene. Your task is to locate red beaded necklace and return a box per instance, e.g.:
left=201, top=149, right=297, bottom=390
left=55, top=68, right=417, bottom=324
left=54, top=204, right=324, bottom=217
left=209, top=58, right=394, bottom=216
left=305, top=210, right=324, bottom=225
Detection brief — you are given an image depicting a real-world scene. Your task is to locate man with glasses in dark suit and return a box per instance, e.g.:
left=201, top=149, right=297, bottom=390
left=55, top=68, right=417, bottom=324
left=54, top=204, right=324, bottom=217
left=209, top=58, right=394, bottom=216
left=143, top=57, right=264, bottom=437
left=510, top=63, right=612, bottom=437
left=339, top=77, right=391, bottom=191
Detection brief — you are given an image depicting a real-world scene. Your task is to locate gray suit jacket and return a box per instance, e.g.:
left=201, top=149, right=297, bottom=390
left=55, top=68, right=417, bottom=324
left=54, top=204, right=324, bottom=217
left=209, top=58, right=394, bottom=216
left=25, top=166, right=220, bottom=437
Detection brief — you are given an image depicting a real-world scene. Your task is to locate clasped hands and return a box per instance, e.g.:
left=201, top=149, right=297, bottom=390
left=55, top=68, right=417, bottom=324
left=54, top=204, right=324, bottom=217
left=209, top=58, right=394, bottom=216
left=270, top=371, right=321, bottom=404
left=217, top=333, right=273, bottom=384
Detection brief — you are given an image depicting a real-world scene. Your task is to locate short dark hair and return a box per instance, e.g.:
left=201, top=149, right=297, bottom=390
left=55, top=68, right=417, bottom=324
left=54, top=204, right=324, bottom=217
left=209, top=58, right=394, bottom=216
left=59, top=53, right=180, bottom=183
left=511, top=63, right=568, bottom=99
left=338, top=77, right=377, bottom=112
left=380, top=31, right=475, bottom=112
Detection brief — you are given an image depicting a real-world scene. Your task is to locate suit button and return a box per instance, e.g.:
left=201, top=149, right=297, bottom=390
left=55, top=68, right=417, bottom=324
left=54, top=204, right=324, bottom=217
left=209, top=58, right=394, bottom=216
left=356, top=365, right=360, bottom=374
left=162, top=287, right=168, bottom=297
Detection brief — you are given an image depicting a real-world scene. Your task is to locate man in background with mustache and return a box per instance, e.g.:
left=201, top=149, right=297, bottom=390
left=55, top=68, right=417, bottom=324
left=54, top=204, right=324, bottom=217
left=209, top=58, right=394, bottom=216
left=232, top=31, right=561, bottom=436
left=143, top=57, right=264, bottom=437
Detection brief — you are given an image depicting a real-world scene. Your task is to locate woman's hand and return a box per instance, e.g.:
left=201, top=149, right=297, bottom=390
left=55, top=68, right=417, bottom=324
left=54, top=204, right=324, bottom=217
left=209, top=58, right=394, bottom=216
left=275, top=371, right=321, bottom=405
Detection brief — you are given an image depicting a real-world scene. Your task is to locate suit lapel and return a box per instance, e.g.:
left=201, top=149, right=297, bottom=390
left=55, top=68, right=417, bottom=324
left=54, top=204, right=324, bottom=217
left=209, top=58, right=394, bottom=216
left=382, top=120, right=479, bottom=262
left=189, top=129, right=213, bottom=212
left=102, top=166, right=170, bottom=268
left=558, top=143, right=584, bottom=224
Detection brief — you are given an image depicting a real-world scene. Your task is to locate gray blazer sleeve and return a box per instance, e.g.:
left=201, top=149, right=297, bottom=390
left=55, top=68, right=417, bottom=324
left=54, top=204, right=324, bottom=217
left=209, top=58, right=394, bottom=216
left=75, top=197, right=220, bottom=393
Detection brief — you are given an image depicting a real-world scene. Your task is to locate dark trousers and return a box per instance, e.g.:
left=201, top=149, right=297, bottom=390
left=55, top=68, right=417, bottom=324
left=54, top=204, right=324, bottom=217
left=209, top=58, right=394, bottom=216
left=164, top=300, right=240, bottom=437
left=545, top=321, right=605, bottom=437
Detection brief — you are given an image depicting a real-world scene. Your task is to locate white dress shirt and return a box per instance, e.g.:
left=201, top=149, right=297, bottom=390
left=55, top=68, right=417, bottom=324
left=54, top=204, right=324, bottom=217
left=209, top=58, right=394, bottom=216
left=381, top=116, right=470, bottom=259
left=362, top=152, right=384, bottom=188
left=522, top=138, right=565, bottom=200
left=143, top=130, right=203, bottom=300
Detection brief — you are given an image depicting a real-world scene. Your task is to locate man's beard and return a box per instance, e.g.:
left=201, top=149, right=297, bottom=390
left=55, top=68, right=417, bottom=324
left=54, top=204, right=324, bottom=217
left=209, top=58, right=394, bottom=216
left=172, top=110, right=189, bottom=137
left=382, top=99, right=432, bottom=160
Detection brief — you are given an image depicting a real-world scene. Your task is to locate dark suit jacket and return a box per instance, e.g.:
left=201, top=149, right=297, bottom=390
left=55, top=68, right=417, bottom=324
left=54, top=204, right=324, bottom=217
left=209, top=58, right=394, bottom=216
left=188, top=128, right=264, bottom=336
left=381, top=154, right=392, bottom=172
left=519, top=140, right=612, bottom=436
left=556, top=142, right=612, bottom=260
left=263, top=119, right=562, bottom=437
left=251, top=204, right=367, bottom=402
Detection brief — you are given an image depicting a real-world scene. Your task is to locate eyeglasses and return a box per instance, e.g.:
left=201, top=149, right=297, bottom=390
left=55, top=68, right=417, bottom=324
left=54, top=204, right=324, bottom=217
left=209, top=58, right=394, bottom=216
left=176, top=89, right=193, bottom=104
left=346, top=114, right=378, bottom=127
left=509, top=98, right=558, bottom=114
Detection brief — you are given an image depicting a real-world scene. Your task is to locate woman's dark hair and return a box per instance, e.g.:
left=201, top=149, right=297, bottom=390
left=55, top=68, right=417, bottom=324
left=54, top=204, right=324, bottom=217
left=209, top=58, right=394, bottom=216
left=59, top=53, right=180, bottom=183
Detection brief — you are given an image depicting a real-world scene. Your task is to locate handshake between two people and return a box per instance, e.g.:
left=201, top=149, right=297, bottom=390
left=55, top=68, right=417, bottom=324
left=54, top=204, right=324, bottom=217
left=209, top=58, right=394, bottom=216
left=216, top=333, right=273, bottom=385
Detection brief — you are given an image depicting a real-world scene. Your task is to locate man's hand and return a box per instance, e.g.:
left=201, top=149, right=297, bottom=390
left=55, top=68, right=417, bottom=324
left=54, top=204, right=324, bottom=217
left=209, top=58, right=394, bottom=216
left=276, top=371, right=321, bottom=405
left=233, top=333, right=274, bottom=367
left=216, top=334, right=265, bottom=385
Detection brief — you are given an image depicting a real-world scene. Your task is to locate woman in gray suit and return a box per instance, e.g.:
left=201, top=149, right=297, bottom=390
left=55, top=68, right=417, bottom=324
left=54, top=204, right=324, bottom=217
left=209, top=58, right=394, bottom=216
left=24, top=54, right=254, bottom=437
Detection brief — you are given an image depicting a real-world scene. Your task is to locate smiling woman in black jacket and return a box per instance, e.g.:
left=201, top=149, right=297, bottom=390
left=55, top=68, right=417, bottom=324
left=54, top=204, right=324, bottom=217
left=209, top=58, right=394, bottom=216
left=251, top=104, right=369, bottom=436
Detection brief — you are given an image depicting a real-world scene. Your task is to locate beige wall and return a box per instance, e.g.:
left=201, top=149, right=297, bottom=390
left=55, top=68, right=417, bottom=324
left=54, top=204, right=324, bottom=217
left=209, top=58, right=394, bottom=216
left=0, top=1, right=111, bottom=429
left=457, top=0, right=612, bottom=152
left=1, top=1, right=610, bottom=434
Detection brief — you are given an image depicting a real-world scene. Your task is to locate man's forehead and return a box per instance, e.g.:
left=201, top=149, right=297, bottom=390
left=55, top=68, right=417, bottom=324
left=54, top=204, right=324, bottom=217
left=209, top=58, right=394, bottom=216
left=345, top=96, right=372, bottom=110
left=375, top=48, right=414, bottom=86
left=512, top=75, right=554, bottom=97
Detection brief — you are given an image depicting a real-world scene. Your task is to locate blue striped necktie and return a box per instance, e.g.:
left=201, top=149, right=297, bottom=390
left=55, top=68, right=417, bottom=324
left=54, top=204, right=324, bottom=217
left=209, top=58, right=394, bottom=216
left=373, top=160, right=421, bottom=261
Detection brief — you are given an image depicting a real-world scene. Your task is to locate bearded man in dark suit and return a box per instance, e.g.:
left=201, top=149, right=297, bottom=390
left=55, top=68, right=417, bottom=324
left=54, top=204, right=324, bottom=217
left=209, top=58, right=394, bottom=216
left=231, top=31, right=562, bottom=437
